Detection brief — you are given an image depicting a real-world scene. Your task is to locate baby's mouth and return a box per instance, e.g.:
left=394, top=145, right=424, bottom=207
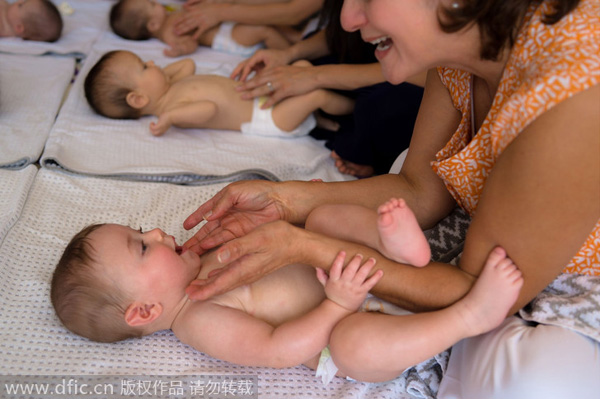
left=176, top=246, right=186, bottom=255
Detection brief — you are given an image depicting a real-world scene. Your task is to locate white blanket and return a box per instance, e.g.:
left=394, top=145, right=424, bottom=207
left=0, top=53, right=74, bottom=168
left=0, top=0, right=110, bottom=56
left=0, top=165, right=37, bottom=244
left=0, top=169, right=411, bottom=399
left=41, top=34, right=352, bottom=183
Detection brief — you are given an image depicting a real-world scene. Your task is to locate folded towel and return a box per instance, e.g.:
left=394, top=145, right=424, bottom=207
left=42, top=42, right=352, bottom=183
left=0, top=53, right=75, bottom=168
left=0, top=0, right=110, bottom=57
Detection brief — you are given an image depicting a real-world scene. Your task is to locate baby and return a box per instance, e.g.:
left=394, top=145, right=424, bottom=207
left=51, top=221, right=522, bottom=382
left=110, top=0, right=291, bottom=57
left=84, top=50, right=355, bottom=137
left=0, top=0, right=62, bottom=42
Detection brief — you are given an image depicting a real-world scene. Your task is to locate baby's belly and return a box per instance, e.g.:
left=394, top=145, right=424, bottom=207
left=247, top=264, right=326, bottom=327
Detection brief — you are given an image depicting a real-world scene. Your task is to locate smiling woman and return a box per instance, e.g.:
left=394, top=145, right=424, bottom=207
left=178, top=0, right=599, bottom=396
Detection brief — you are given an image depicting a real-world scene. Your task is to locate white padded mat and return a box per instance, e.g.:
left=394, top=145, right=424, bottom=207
left=0, top=169, right=410, bottom=399
left=0, top=165, right=37, bottom=244
left=0, top=0, right=110, bottom=57
left=41, top=33, right=353, bottom=183
left=0, top=53, right=75, bottom=169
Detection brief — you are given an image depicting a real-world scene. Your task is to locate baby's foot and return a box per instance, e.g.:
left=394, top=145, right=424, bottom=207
left=457, top=247, right=524, bottom=336
left=331, top=151, right=374, bottom=178
left=376, top=198, right=431, bottom=266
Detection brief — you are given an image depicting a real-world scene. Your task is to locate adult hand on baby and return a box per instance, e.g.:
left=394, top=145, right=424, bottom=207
left=173, top=2, right=221, bottom=40
left=185, top=220, right=303, bottom=301
left=317, top=251, right=383, bottom=312
left=230, top=48, right=293, bottom=83
left=235, top=65, right=320, bottom=109
left=183, top=179, right=289, bottom=255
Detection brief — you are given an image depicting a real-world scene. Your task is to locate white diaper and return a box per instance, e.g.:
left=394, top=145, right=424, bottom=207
left=315, top=295, right=413, bottom=385
left=241, top=97, right=316, bottom=138
left=212, top=22, right=264, bottom=57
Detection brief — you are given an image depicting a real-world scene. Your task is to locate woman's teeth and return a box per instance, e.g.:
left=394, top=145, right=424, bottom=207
left=370, top=36, right=392, bottom=51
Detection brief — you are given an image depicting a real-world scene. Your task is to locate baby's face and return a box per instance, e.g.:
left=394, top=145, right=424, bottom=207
left=128, top=0, right=166, bottom=28
left=88, top=224, right=201, bottom=303
left=113, top=51, right=170, bottom=101
left=5, top=0, right=31, bottom=35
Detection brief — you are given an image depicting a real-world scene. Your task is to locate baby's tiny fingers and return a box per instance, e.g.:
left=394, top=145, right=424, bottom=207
left=363, top=269, right=384, bottom=290
left=340, top=254, right=363, bottom=280
left=354, top=257, right=377, bottom=282
left=329, top=251, right=346, bottom=280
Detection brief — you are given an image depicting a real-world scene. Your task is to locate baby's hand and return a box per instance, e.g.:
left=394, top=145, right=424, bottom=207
left=316, top=251, right=383, bottom=312
left=149, top=115, right=171, bottom=136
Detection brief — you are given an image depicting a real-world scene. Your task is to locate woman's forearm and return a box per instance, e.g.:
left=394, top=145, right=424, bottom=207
left=216, top=1, right=321, bottom=26
left=296, top=227, right=475, bottom=311
left=311, top=63, right=386, bottom=91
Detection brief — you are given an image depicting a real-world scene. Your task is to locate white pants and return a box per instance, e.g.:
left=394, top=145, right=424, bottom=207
left=438, top=316, right=600, bottom=399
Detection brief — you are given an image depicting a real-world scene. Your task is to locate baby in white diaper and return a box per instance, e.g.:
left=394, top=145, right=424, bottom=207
left=110, top=0, right=291, bottom=57
left=84, top=50, right=355, bottom=137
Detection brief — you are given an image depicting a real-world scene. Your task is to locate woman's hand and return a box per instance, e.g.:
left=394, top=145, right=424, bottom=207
left=183, top=180, right=291, bottom=254
left=173, top=2, right=222, bottom=40
left=185, top=220, right=304, bottom=300
left=235, top=64, right=320, bottom=108
left=230, top=48, right=293, bottom=82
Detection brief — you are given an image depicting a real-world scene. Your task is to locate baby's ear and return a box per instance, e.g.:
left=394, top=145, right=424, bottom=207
left=124, top=302, right=163, bottom=327
left=13, top=21, right=25, bottom=37
left=126, top=91, right=149, bottom=110
left=146, top=17, right=161, bottom=34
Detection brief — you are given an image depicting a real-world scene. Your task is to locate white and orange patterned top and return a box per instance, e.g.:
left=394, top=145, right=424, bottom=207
left=431, top=0, right=600, bottom=275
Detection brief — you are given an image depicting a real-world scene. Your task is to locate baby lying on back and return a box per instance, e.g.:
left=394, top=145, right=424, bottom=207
left=84, top=50, right=354, bottom=138
left=110, top=0, right=291, bottom=57
left=0, top=0, right=62, bottom=42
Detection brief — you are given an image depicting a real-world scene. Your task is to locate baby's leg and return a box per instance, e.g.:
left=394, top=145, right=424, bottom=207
left=329, top=247, right=523, bottom=382
left=376, top=198, right=430, bottom=266
left=231, top=24, right=290, bottom=49
left=305, top=204, right=381, bottom=250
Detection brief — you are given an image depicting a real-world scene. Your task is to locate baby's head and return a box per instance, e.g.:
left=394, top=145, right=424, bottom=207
left=110, top=0, right=167, bottom=40
left=51, top=223, right=200, bottom=343
left=84, top=50, right=169, bottom=119
left=6, top=0, right=63, bottom=42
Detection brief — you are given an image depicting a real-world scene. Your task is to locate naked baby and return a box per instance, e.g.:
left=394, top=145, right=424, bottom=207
left=51, top=219, right=522, bottom=382
left=84, top=50, right=354, bottom=138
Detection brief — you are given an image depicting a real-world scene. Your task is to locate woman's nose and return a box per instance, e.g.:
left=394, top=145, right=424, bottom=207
left=340, top=0, right=366, bottom=33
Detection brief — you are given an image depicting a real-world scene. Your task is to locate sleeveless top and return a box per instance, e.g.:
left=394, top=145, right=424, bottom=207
left=431, top=0, right=600, bottom=275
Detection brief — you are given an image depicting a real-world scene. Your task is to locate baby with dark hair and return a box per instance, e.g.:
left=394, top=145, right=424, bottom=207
left=0, top=0, right=62, bottom=42
left=110, top=0, right=290, bottom=57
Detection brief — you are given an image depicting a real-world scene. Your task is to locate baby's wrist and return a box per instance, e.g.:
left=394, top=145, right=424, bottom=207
left=323, top=297, right=358, bottom=314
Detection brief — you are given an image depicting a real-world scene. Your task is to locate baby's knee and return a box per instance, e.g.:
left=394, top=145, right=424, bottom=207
left=291, top=59, right=312, bottom=67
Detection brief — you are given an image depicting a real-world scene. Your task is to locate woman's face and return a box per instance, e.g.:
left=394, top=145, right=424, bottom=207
left=340, top=0, right=443, bottom=84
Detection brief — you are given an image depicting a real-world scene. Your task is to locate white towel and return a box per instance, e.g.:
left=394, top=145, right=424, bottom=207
left=0, top=0, right=110, bottom=56
left=0, top=168, right=411, bottom=399
left=0, top=165, right=37, bottom=244
left=0, top=53, right=74, bottom=168
left=41, top=42, right=353, bottom=183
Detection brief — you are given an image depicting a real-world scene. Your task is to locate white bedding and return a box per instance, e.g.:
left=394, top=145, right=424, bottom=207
left=0, top=0, right=110, bottom=57
left=0, top=53, right=74, bottom=169
left=41, top=33, right=353, bottom=183
left=0, top=169, right=412, bottom=399
left=0, top=165, right=37, bottom=244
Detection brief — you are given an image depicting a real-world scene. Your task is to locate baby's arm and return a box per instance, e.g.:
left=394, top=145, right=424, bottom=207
left=180, top=254, right=382, bottom=368
left=150, top=101, right=218, bottom=136
left=164, top=58, right=196, bottom=83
